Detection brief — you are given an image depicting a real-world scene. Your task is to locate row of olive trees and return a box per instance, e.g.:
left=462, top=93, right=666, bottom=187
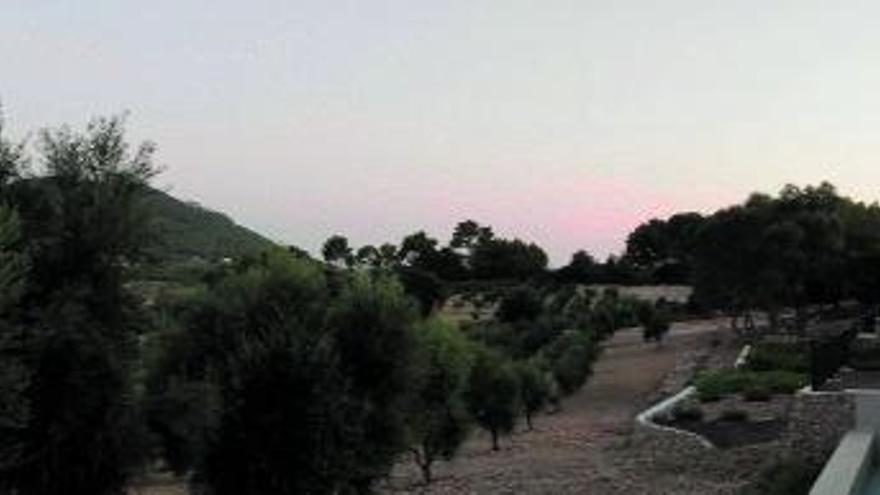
left=0, top=111, right=613, bottom=495
left=147, top=253, right=567, bottom=489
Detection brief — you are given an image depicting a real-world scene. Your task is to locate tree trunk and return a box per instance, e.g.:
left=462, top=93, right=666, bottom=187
left=412, top=447, right=433, bottom=485
left=525, top=411, right=533, bottom=431
left=491, top=428, right=499, bottom=451
left=420, top=461, right=432, bottom=485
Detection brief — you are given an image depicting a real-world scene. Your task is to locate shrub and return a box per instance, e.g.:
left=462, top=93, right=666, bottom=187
left=746, top=344, right=808, bottom=373
left=497, top=287, right=543, bottom=323
left=755, top=370, right=806, bottom=394
left=191, top=256, right=421, bottom=495
left=695, top=369, right=806, bottom=402
left=720, top=409, right=749, bottom=422
left=695, top=369, right=750, bottom=401
left=466, top=348, right=520, bottom=451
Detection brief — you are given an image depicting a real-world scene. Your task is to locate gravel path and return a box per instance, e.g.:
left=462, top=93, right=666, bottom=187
left=383, top=319, right=737, bottom=495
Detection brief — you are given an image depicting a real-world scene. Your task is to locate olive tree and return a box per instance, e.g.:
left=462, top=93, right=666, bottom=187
left=465, top=347, right=520, bottom=451
left=406, top=318, right=473, bottom=484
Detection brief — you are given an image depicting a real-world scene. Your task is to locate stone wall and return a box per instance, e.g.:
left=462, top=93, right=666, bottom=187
left=785, top=391, right=855, bottom=467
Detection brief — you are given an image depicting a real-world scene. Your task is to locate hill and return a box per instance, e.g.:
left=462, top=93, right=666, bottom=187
left=140, top=188, right=276, bottom=279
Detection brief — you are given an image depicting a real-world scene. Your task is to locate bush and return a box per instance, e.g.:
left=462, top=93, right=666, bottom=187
left=695, top=369, right=806, bottom=402
left=755, top=370, right=806, bottom=394
left=188, top=255, right=421, bottom=495
left=671, top=403, right=704, bottom=422
left=747, top=344, right=808, bottom=373
left=497, top=287, right=543, bottom=323
left=695, top=369, right=750, bottom=401
left=720, top=409, right=749, bottom=422
left=541, top=330, right=599, bottom=396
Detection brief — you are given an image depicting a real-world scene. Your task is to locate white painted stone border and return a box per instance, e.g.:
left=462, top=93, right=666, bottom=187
left=633, top=343, right=754, bottom=449
left=734, top=344, right=752, bottom=369
left=635, top=385, right=715, bottom=448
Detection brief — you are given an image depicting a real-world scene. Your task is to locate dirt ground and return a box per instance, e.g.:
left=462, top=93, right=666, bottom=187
left=382, top=319, right=728, bottom=494
left=132, top=319, right=731, bottom=495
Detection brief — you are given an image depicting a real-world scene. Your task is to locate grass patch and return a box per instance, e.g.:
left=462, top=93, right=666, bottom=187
left=695, top=369, right=806, bottom=402
left=746, top=343, right=808, bottom=373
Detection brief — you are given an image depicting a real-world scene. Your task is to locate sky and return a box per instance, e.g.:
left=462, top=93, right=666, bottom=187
left=3, top=1, right=880, bottom=265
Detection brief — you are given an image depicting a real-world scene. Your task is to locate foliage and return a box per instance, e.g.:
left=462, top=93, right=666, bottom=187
left=136, top=188, right=275, bottom=280
left=541, top=329, right=598, bottom=396
left=588, top=290, right=642, bottom=339
left=625, top=212, right=704, bottom=283
left=470, top=238, right=548, bottom=280
left=396, top=267, right=446, bottom=316
left=1, top=116, right=155, bottom=494
left=407, top=319, right=473, bottom=484
left=692, top=183, right=850, bottom=333
left=187, top=254, right=420, bottom=495
left=322, top=234, right=353, bottom=267
left=746, top=343, right=808, bottom=373
left=0, top=205, right=30, bottom=487
left=465, top=347, right=520, bottom=451
left=515, top=360, right=551, bottom=430
left=554, top=250, right=600, bottom=283
left=497, top=286, right=544, bottom=323
left=695, top=369, right=806, bottom=402
left=638, top=303, right=671, bottom=344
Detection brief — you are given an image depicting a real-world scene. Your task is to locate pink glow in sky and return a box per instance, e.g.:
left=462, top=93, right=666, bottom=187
left=4, top=1, right=880, bottom=264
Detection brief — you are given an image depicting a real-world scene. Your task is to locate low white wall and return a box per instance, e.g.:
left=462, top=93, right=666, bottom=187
left=856, top=390, right=880, bottom=433
left=635, top=385, right=714, bottom=448
left=809, top=430, right=874, bottom=495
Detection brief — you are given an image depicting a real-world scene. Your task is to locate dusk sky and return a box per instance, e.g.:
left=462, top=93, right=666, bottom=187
left=3, top=1, right=880, bottom=264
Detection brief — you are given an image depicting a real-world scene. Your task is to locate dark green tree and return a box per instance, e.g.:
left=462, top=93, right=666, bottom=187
left=396, top=267, right=445, bottom=316
left=399, top=231, right=439, bottom=266
left=497, top=286, right=544, bottom=323
left=556, top=250, right=599, bottom=283
left=470, top=238, right=548, bottom=280
left=465, top=348, right=520, bottom=451
left=514, top=360, right=551, bottom=430
left=355, top=244, right=380, bottom=268
left=407, top=319, right=473, bottom=484
left=692, top=183, right=847, bottom=334
left=4, top=116, right=156, bottom=495
left=0, top=205, right=30, bottom=489
left=450, top=219, right=493, bottom=251
left=377, top=243, right=399, bottom=269
left=541, top=330, right=598, bottom=396
left=190, top=252, right=420, bottom=495
left=638, top=303, right=671, bottom=344
left=322, top=234, right=353, bottom=267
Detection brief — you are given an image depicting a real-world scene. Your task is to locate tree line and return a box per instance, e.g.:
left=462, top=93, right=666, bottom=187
left=319, top=219, right=549, bottom=282
left=0, top=114, right=649, bottom=494
left=3, top=109, right=864, bottom=495
left=621, top=183, right=880, bottom=334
